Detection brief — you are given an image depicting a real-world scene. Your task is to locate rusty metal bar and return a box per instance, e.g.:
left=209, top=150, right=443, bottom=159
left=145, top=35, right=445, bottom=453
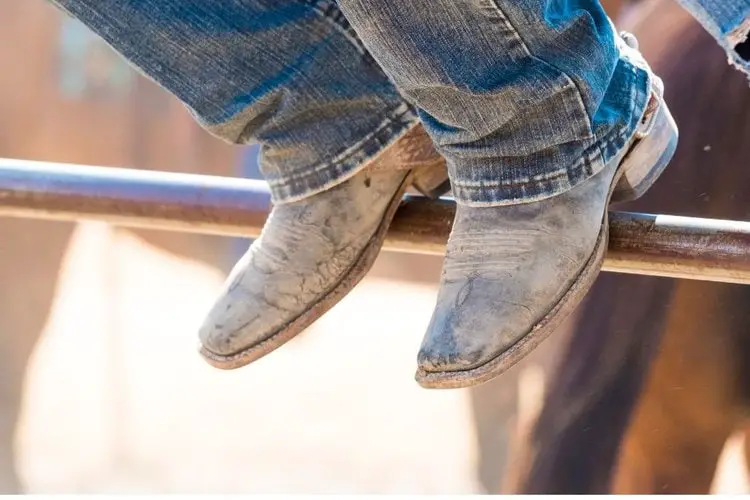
left=1, top=158, right=749, bottom=284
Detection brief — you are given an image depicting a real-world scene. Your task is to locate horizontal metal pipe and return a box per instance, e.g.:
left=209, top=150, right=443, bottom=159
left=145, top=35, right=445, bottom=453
left=1, top=158, right=749, bottom=284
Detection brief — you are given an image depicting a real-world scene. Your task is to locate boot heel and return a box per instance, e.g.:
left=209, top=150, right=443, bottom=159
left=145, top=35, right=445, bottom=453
left=611, top=94, right=679, bottom=203
left=410, top=162, right=451, bottom=199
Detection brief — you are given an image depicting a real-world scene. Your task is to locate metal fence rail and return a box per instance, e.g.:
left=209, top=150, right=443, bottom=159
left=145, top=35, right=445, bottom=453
left=1, top=158, right=749, bottom=284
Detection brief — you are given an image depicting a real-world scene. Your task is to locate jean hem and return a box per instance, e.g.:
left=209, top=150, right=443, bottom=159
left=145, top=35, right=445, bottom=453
left=450, top=56, right=651, bottom=207
left=727, top=16, right=750, bottom=77
left=268, top=102, right=420, bottom=204
left=675, top=0, right=750, bottom=79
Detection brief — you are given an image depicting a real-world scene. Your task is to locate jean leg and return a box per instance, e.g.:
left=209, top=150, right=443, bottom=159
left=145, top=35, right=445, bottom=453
left=337, top=0, right=652, bottom=206
left=48, top=0, right=419, bottom=203
left=674, top=0, right=750, bottom=77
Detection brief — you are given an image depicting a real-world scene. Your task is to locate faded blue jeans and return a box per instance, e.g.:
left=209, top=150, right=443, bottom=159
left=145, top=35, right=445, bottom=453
left=47, top=0, right=725, bottom=206
left=676, top=0, right=750, bottom=76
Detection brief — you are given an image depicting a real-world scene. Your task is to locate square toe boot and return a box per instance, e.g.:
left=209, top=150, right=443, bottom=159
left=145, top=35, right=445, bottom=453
left=199, top=124, right=448, bottom=369
left=416, top=66, right=678, bottom=389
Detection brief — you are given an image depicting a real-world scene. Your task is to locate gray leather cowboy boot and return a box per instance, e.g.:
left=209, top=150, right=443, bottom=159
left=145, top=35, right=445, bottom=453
left=416, top=49, right=678, bottom=389
left=199, top=125, right=448, bottom=369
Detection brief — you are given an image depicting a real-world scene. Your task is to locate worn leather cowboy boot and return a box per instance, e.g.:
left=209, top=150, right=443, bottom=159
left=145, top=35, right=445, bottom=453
left=199, top=124, right=447, bottom=369
left=416, top=48, right=678, bottom=389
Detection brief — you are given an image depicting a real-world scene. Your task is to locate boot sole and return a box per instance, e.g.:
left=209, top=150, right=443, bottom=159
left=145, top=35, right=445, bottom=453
left=415, top=98, right=678, bottom=389
left=199, top=166, right=446, bottom=370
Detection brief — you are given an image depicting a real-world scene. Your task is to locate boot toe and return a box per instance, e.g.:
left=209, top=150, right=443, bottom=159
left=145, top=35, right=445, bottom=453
left=199, top=325, right=239, bottom=357
left=198, top=305, right=271, bottom=357
left=417, top=344, right=488, bottom=373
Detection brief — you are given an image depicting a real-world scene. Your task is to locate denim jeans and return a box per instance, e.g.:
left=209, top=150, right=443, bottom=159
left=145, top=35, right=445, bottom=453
left=676, top=0, right=750, bottom=76
left=50, top=0, right=652, bottom=206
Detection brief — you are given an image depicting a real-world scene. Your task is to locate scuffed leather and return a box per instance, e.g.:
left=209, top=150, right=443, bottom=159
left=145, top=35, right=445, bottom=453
left=366, top=125, right=445, bottom=173
left=199, top=167, right=409, bottom=356
left=418, top=60, right=676, bottom=377
left=418, top=158, right=618, bottom=373
left=199, top=124, right=446, bottom=358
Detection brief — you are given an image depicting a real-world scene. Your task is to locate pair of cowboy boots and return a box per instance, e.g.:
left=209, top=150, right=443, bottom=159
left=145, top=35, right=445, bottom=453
left=197, top=58, right=677, bottom=389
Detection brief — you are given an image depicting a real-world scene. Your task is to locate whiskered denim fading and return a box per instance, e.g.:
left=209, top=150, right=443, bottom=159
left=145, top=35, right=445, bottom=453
left=50, top=0, right=654, bottom=206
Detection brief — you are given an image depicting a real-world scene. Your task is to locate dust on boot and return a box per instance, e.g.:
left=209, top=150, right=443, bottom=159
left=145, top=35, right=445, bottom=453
left=199, top=125, right=448, bottom=369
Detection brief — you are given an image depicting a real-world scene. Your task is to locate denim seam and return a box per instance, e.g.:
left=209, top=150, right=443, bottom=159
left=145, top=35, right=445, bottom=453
left=486, top=0, right=595, bottom=131
left=451, top=57, right=647, bottom=193
left=591, top=58, right=641, bottom=180
left=296, top=0, right=376, bottom=65
left=450, top=123, right=620, bottom=190
left=268, top=103, right=418, bottom=187
left=269, top=110, right=420, bottom=203
left=594, top=55, right=646, bottom=173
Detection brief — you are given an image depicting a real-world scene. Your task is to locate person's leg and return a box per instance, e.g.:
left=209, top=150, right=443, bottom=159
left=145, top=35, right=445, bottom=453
left=49, top=0, right=447, bottom=367
left=673, top=0, right=750, bottom=77
left=337, top=0, right=678, bottom=388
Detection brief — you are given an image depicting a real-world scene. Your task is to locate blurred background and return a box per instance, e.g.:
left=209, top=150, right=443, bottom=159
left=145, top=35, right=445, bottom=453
left=0, top=0, right=513, bottom=493
left=1, top=0, right=750, bottom=494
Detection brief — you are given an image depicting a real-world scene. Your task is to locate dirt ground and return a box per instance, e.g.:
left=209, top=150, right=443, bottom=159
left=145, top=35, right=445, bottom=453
left=13, top=222, right=750, bottom=494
